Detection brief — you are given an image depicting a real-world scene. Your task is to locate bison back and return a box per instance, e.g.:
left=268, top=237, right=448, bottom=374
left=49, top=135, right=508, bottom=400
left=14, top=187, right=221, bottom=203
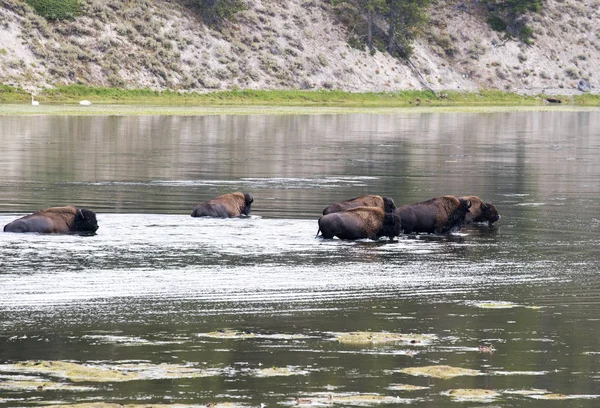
left=322, top=195, right=383, bottom=215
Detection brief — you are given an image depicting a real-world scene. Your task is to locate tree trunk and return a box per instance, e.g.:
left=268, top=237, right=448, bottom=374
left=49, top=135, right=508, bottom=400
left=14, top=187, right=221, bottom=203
left=388, top=22, right=396, bottom=53
left=367, top=9, right=373, bottom=49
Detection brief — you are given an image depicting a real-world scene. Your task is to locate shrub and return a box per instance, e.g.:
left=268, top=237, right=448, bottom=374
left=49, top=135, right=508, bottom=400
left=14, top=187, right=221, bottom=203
left=487, top=15, right=507, bottom=31
left=25, top=0, right=81, bottom=20
left=187, top=0, right=247, bottom=26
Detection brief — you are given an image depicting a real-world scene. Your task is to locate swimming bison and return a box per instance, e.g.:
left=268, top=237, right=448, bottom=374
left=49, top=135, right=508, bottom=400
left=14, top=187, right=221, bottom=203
left=461, top=196, right=500, bottom=225
left=322, top=195, right=396, bottom=215
left=191, top=192, right=254, bottom=218
left=393, top=196, right=472, bottom=234
left=317, top=207, right=402, bottom=241
left=3, top=206, right=99, bottom=234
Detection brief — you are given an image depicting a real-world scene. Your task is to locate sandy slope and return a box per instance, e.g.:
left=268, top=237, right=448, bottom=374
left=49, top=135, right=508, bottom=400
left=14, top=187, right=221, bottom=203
left=0, top=0, right=598, bottom=95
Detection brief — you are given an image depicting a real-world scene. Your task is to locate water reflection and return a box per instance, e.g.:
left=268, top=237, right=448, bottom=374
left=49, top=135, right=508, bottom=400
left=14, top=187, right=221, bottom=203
left=1, top=111, right=600, bottom=407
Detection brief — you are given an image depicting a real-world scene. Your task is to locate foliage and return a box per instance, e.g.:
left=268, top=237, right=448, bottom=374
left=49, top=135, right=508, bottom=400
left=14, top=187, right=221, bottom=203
left=334, top=0, right=430, bottom=58
left=484, top=0, right=544, bottom=43
left=188, top=0, right=247, bottom=25
left=487, top=15, right=507, bottom=32
left=487, top=0, right=543, bottom=14
left=386, top=0, right=430, bottom=58
left=25, top=0, right=81, bottom=21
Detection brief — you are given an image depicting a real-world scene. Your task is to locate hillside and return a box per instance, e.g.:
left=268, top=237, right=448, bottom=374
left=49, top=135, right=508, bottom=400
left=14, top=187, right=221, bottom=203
left=0, top=0, right=598, bottom=96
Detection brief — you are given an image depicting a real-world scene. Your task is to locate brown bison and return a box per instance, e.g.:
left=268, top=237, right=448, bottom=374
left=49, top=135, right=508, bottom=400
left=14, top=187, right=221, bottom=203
left=461, top=196, right=500, bottom=225
left=191, top=192, right=253, bottom=218
left=317, top=206, right=402, bottom=241
left=3, top=206, right=99, bottom=234
left=322, top=195, right=396, bottom=215
left=393, top=196, right=472, bottom=234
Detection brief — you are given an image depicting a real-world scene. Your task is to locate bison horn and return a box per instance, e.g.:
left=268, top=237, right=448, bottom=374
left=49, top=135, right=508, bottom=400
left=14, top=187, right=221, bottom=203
left=78, top=209, right=84, bottom=218
left=467, top=199, right=472, bottom=209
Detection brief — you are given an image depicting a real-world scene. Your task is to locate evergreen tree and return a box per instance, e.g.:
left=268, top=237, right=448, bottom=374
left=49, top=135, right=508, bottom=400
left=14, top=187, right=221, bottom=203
left=386, top=0, right=430, bottom=58
left=360, top=0, right=388, bottom=49
left=334, top=0, right=387, bottom=49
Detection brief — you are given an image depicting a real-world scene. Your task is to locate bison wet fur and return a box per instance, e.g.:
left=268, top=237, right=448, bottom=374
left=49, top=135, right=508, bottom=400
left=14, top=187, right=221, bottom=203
left=461, top=196, right=500, bottom=225
left=3, top=206, right=98, bottom=234
left=191, top=192, right=254, bottom=218
left=393, top=196, right=472, bottom=234
left=322, top=195, right=396, bottom=215
left=317, top=206, right=402, bottom=241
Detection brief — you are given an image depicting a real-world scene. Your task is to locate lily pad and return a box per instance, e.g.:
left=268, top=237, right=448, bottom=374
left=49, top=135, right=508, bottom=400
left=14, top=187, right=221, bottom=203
left=332, top=331, right=436, bottom=345
left=400, top=365, right=481, bottom=379
left=443, top=388, right=500, bottom=402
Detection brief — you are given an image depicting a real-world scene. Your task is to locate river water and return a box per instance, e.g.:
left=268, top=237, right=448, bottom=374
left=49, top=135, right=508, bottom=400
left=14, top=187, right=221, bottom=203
left=0, top=110, right=599, bottom=407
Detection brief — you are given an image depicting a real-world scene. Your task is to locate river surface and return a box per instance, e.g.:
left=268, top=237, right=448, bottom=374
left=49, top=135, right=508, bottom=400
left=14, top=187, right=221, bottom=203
left=0, top=110, right=599, bottom=407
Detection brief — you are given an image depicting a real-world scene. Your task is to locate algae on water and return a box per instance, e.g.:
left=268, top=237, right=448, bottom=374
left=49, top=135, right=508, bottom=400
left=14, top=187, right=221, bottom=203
left=443, top=388, right=500, bottom=402
left=39, top=404, right=248, bottom=408
left=252, top=366, right=310, bottom=377
left=0, top=379, right=95, bottom=392
left=469, top=301, right=541, bottom=309
left=388, top=383, right=429, bottom=391
left=332, top=331, right=436, bottom=345
left=400, top=365, right=481, bottom=379
left=198, top=329, right=309, bottom=340
left=0, top=361, right=223, bottom=382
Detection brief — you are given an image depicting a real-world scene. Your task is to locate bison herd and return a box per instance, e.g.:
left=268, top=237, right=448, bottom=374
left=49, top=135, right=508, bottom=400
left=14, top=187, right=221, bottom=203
left=2, top=192, right=500, bottom=240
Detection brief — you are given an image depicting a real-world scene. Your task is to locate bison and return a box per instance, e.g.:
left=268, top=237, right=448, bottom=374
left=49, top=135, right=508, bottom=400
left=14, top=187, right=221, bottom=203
left=3, top=206, right=99, bottom=234
left=461, top=196, right=500, bottom=225
left=191, top=192, right=254, bottom=218
left=393, top=196, right=472, bottom=234
left=317, top=206, right=402, bottom=241
left=322, top=195, right=396, bottom=215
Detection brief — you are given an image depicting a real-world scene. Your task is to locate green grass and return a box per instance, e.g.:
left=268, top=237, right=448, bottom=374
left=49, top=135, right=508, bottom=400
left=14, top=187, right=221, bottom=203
left=1, top=84, right=597, bottom=111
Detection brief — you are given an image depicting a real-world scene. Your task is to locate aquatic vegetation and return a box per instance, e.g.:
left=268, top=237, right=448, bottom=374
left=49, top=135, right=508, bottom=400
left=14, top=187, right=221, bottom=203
left=529, top=393, right=569, bottom=400
left=332, top=331, right=436, bottom=345
left=198, top=329, right=310, bottom=340
left=252, top=366, right=310, bottom=377
left=443, top=388, right=500, bottom=402
left=0, top=378, right=95, bottom=391
left=468, top=301, right=541, bottom=309
left=388, top=383, right=429, bottom=391
left=40, top=404, right=247, bottom=408
left=400, top=365, right=482, bottom=379
left=0, top=361, right=223, bottom=382
left=292, top=393, right=413, bottom=406
left=527, top=393, right=600, bottom=400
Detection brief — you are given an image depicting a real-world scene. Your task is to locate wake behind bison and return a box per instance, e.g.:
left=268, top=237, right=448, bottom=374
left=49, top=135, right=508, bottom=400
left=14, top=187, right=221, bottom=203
left=3, top=206, right=99, bottom=234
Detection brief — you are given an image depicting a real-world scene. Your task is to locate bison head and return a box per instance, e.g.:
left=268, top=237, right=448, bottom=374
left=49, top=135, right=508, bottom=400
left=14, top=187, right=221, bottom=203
left=482, top=202, right=500, bottom=225
left=243, top=193, right=254, bottom=215
left=74, top=208, right=99, bottom=233
left=383, top=196, right=396, bottom=213
left=382, top=213, right=402, bottom=241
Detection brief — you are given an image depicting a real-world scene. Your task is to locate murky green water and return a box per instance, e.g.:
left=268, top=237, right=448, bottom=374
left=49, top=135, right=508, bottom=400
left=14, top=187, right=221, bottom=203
left=1, top=111, right=600, bottom=407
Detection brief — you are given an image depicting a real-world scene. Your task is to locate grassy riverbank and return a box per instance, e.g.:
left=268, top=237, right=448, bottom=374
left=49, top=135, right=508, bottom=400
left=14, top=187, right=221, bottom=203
left=1, top=85, right=599, bottom=114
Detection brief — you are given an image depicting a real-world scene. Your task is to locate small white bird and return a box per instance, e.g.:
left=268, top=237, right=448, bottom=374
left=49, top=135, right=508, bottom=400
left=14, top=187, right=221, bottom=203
left=79, top=100, right=92, bottom=106
left=31, top=95, right=39, bottom=106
